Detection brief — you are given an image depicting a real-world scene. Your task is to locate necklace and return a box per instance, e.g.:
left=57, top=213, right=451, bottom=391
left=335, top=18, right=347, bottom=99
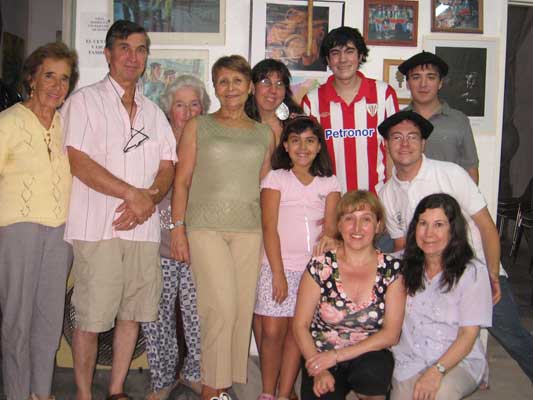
left=108, top=75, right=136, bottom=131
left=43, top=129, right=52, bottom=159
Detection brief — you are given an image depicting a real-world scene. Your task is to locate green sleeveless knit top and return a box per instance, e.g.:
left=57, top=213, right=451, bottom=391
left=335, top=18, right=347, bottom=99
left=186, top=114, right=271, bottom=232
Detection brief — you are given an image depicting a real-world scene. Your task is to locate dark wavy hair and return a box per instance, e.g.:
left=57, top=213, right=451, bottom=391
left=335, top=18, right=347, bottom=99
left=271, top=116, right=333, bottom=177
left=245, top=59, right=302, bottom=123
left=402, top=193, right=474, bottom=296
left=319, top=26, right=369, bottom=66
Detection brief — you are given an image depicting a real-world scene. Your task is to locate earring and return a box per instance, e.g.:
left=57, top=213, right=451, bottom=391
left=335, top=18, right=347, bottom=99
left=30, top=86, right=35, bottom=98
left=275, top=102, right=290, bottom=121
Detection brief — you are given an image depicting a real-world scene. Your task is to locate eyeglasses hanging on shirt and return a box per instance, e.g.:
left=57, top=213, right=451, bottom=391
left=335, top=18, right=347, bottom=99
left=108, top=74, right=150, bottom=154
left=123, top=126, right=149, bottom=153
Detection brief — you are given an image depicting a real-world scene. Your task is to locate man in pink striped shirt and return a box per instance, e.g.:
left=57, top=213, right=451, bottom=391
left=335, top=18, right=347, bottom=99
left=301, top=26, right=399, bottom=194
left=62, top=20, right=176, bottom=400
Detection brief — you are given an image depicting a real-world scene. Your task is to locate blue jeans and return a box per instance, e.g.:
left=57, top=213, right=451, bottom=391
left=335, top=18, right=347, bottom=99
left=489, top=276, right=533, bottom=382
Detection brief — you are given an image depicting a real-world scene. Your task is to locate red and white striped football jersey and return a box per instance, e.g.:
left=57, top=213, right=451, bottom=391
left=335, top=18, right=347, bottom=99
left=301, top=72, right=399, bottom=194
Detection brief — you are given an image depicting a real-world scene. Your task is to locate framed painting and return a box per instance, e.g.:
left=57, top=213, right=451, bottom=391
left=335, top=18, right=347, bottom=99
left=141, top=49, right=209, bottom=108
left=383, top=59, right=410, bottom=104
left=250, top=0, right=345, bottom=74
left=111, top=0, right=225, bottom=45
left=431, top=0, right=483, bottom=33
left=424, top=36, right=498, bottom=132
left=364, top=0, right=418, bottom=47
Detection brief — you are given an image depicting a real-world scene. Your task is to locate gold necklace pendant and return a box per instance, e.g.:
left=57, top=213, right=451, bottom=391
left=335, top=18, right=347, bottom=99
left=43, top=130, right=52, bottom=160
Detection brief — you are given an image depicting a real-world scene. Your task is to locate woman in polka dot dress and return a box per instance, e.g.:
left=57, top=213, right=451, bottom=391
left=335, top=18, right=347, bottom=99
left=293, top=191, right=406, bottom=400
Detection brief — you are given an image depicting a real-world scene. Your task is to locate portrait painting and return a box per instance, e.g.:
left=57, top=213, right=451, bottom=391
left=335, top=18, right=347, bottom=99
left=424, top=36, right=498, bottom=133
left=435, top=46, right=486, bottom=117
left=432, top=0, right=483, bottom=33
left=364, top=0, right=418, bottom=46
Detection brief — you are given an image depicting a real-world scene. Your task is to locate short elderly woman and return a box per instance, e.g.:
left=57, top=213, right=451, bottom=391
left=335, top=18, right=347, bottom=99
left=0, top=42, right=78, bottom=400
left=141, top=75, right=210, bottom=400
left=294, top=191, right=406, bottom=400
left=391, top=193, right=492, bottom=400
left=171, top=55, right=274, bottom=400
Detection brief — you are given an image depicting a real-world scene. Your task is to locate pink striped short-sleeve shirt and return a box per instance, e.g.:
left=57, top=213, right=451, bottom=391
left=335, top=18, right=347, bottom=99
left=61, top=75, right=177, bottom=243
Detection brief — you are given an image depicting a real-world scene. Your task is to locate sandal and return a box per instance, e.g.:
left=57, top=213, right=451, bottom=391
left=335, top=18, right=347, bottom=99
left=258, top=394, right=276, bottom=400
left=107, top=393, right=130, bottom=400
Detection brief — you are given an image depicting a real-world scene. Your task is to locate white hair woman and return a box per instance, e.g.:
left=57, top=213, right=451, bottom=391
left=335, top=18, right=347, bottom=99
left=141, top=74, right=210, bottom=400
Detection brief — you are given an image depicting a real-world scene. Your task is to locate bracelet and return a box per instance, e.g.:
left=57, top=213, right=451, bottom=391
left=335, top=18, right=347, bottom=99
left=169, top=220, right=185, bottom=230
left=333, top=349, right=338, bottom=365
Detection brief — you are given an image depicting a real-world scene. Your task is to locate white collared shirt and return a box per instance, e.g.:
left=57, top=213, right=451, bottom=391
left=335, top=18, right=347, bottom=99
left=379, top=155, right=506, bottom=276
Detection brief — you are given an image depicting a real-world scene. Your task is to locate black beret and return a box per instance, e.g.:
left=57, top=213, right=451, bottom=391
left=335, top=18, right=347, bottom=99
left=378, top=110, right=433, bottom=139
left=398, top=51, right=449, bottom=77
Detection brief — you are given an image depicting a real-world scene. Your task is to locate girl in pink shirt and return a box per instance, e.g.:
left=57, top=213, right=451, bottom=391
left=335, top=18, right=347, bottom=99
left=254, top=117, right=341, bottom=400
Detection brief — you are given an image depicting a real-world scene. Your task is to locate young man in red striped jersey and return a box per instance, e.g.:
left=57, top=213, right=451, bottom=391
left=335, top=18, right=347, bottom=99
left=301, top=26, right=399, bottom=194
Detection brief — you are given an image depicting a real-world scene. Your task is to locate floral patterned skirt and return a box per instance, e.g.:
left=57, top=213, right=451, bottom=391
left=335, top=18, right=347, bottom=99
left=254, top=263, right=304, bottom=317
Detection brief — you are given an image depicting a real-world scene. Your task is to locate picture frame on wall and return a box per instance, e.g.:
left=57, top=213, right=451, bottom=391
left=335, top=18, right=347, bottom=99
left=141, top=49, right=209, bottom=108
left=383, top=59, right=410, bottom=105
left=110, top=0, right=225, bottom=45
left=249, top=0, right=345, bottom=74
left=363, top=0, right=418, bottom=47
left=431, top=0, right=483, bottom=34
left=423, top=36, right=498, bottom=133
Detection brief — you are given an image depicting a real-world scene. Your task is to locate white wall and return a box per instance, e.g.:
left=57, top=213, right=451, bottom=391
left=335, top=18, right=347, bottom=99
left=27, top=0, right=63, bottom=53
left=72, top=0, right=507, bottom=214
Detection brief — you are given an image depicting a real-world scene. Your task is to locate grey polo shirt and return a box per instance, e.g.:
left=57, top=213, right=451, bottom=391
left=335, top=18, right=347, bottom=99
left=406, top=101, right=479, bottom=170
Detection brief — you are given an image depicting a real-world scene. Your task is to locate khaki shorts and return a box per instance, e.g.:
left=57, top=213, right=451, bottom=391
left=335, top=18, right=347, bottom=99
left=72, top=239, right=162, bottom=332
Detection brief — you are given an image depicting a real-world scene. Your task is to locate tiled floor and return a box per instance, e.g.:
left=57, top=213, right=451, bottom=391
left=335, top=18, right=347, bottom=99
left=1, top=233, right=532, bottom=399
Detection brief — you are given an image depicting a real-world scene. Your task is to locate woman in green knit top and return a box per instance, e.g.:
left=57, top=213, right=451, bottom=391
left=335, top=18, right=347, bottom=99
left=171, top=55, right=274, bottom=400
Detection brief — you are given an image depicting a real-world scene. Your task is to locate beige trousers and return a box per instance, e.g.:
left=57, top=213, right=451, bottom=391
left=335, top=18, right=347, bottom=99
left=391, top=365, right=478, bottom=400
left=188, top=230, right=262, bottom=389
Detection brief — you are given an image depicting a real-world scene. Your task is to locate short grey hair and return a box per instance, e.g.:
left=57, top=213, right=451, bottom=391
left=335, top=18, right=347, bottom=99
left=160, top=74, right=211, bottom=116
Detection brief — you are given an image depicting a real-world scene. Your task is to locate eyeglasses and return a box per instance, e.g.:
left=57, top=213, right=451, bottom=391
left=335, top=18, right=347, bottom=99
left=389, top=133, right=422, bottom=144
left=123, top=127, right=149, bottom=153
left=258, top=78, right=285, bottom=89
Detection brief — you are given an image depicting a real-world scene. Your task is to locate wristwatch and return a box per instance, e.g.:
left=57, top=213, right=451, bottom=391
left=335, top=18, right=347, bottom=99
left=435, top=362, right=446, bottom=374
left=169, top=220, right=185, bottom=230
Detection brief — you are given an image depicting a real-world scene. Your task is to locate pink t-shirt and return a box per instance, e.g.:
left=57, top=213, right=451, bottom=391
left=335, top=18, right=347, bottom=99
left=261, top=169, right=341, bottom=271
